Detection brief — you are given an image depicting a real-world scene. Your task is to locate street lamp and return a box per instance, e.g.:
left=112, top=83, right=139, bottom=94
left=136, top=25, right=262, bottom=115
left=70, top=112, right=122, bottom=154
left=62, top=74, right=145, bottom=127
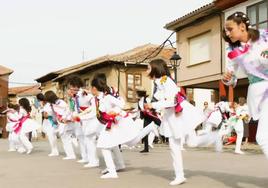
left=169, top=51, right=181, bottom=83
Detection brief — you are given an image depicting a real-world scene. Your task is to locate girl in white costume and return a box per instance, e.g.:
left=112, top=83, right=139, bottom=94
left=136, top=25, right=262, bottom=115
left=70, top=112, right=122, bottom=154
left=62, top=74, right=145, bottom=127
left=91, top=75, right=158, bottom=179
left=75, top=90, right=103, bottom=168
left=16, top=98, right=40, bottom=154
left=66, top=76, right=88, bottom=163
left=222, top=11, right=268, bottom=159
left=144, top=59, right=205, bottom=186
left=44, top=91, right=76, bottom=160
left=41, top=93, right=60, bottom=157
left=197, top=97, right=231, bottom=136
left=219, top=101, right=249, bottom=154
left=5, top=104, right=21, bottom=152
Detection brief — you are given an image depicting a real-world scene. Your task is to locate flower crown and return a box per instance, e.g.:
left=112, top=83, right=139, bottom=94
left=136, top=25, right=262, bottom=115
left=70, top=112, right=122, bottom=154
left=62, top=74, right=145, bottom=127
left=234, top=12, right=252, bottom=28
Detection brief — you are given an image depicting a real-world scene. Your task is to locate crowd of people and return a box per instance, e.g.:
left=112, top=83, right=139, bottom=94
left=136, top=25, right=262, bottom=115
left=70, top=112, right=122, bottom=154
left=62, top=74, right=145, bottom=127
left=2, top=11, right=268, bottom=186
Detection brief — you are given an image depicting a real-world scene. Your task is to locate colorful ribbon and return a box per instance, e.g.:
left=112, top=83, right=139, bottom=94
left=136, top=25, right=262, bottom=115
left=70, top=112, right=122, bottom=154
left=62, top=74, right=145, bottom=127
left=175, top=92, right=185, bottom=113
left=13, top=114, right=30, bottom=134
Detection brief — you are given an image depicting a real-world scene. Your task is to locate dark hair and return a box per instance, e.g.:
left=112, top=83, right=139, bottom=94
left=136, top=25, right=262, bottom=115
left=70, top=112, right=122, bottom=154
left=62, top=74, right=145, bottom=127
left=91, top=74, right=110, bottom=94
left=66, top=75, right=84, bottom=88
left=36, top=93, right=45, bottom=102
left=8, top=103, right=20, bottom=111
left=189, top=100, right=196, bottom=106
left=44, top=91, right=59, bottom=104
left=220, top=96, right=228, bottom=102
left=18, top=98, right=31, bottom=113
left=95, top=73, right=107, bottom=83
left=223, top=11, right=259, bottom=49
left=148, top=59, right=170, bottom=79
left=136, top=90, right=147, bottom=98
left=233, top=97, right=239, bottom=104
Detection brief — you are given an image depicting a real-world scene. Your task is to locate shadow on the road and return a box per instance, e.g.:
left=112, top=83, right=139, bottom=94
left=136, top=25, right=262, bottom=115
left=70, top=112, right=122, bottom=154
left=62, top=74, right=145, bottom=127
left=186, top=169, right=268, bottom=188
left=124, top=166, right=268, bottom=188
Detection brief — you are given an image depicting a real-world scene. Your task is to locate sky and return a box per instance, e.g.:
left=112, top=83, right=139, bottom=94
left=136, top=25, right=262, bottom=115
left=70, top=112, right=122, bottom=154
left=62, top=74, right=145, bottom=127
left=0, top=0, right=213, bottom=86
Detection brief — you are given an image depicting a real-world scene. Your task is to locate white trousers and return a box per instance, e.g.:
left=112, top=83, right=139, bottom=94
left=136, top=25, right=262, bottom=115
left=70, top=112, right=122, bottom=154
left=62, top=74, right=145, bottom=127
left=61, top=130, right=76, bottom=158
left=125, top=122, right=155, bottom=146
left=197, top=122, right=214, bottom=135
left=84, top=135, right=99, bottom=165
left=19, top=132, right=33, bottom=151
left=102, top=146, right=125, bottom=173
left=8, top=132, right=20, bottom=150
left=148, top=132, right=155, bottom=147
left=76, top=134, right=87, bottom=161
left=186, top=127, right=219, bottom=149
left=219, top=120, right=244, bottom=152
left=169, top=137, right=184, bottom=179
left=46, top=129, right=59, bottom=154
left=74, top=125, right=87, bottom=161
left=256, top=99, right=268, bottom=159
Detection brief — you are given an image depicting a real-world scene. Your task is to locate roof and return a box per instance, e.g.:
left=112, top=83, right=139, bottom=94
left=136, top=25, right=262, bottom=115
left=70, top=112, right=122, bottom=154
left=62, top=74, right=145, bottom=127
left=109, top=43, right=174, bottom=63
left=9, top=85, right=41, bottom=97
left=0, top=65, right=13, bottom=76
left=215, top=0, right=248, bottom=10
left=165, top=2, right=217, bottom=31
left=37, top=43, right=175, bottom=82
left=165, top=0, right=248, bottom=31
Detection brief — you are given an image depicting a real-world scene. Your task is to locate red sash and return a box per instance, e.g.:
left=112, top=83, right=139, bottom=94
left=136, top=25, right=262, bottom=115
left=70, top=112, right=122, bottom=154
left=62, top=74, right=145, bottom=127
left=175, top=92, right=185, bottom=114
left=79, top=106, right=88, bottom=111
left=142, top=110, right=160, bottom=121
left=99, top=112, right=129, bottom=129
left=13, top=114, right=30, bottom=134
left=227, top=45, right=249, bottom=60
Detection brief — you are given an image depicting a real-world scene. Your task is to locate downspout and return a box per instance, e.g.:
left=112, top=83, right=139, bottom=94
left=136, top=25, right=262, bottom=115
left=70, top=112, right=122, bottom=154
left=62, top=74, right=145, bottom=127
left=117, top=65, right=120, bottom=94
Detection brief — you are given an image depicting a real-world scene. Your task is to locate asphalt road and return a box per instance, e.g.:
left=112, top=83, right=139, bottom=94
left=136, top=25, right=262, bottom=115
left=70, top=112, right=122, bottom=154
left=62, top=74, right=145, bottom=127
left=0, top=139, right=267, bottom=188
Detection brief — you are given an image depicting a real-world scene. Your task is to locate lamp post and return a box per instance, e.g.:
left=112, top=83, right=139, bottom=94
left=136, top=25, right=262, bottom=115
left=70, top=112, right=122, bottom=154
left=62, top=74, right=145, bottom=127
left=170, top=51, right=181, bottom=83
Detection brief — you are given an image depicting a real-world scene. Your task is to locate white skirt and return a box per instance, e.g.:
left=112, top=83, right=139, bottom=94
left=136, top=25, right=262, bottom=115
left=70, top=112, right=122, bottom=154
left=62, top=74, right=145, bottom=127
left=159, top=100, right=205, bottom=139
left=206, top=110, right=222, bottom=126
left=6, top=122, right=17, bottom=132
left=97, top=116, right=140, bottom=149
left=20, top=119, right=41, bottom=134
left=247, top=81, right=268, bottom=120
left=42, top=119, right=58, bottom=135
left=81, top=118, right=105, bottom=136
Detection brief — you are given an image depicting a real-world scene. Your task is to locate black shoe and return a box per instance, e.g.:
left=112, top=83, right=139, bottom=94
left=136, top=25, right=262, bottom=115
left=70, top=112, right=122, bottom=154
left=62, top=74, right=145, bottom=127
left=140, top=150, right=149, bottom=153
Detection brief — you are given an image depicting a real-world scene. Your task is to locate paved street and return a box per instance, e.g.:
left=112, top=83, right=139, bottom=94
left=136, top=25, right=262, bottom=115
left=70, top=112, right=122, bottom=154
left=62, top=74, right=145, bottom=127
left=0, top=139, right=268, bottom=188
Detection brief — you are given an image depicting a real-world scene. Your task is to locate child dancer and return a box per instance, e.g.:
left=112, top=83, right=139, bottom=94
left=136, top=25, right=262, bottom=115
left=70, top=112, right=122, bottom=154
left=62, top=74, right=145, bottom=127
left=5, top=103, right=20, bottom=152
left=136, top=87, right=160, bottom=153
left=17, top=98, right=40, bottom=154
left=44, top=90, right=76, bottom=160
left=91, top=74, right=158, bottom=179
left=218, top=100, right=249, bottom=154
left=41, top=92, right=60, bottom=157
left=197, top=96, right=230, bottom=136
left=222, top=11, right=268, bottom=159
left=74, top=89, right=103, bottom=168
left=144, top=59, right=204, bottom=185
left=66, top=76, right=88, bottom=163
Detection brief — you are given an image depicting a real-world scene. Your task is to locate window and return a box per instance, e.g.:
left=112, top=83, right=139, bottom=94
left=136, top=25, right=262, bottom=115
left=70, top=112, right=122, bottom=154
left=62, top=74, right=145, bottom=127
left=126, top=73, right=142, bottom=102
left=247, top=1, right=268, bottom=29
left=84, top=78, right=89, bottom=88
left=188, top=31, right=211, bottom=66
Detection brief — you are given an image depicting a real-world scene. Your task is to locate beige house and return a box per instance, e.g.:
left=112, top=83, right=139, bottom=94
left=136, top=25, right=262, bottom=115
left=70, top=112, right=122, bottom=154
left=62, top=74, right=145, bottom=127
left=0, top=65, right=13, bottom=138
left=8, top=85, right=41, bottom=105
left=165, top=0, right=267, bottom=141
left=164, top=0, right=254, bottom=103
left=36, top=44, right=175, bottom=109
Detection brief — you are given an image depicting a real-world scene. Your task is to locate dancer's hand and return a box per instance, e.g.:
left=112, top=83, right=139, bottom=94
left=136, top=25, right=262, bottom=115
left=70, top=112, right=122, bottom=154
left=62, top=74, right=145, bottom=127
left=144, top=103, right=152, bottom=110
left=222, top=71, right=233, bottom=82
